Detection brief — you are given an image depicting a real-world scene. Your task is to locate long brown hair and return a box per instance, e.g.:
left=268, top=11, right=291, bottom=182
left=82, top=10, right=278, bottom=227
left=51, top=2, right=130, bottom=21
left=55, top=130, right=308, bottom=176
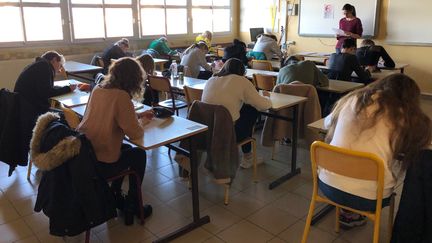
left=136, top=54, right=154, bottom=76
left=326, top=73, right=432, bottom=169
left=102, top=57, right=145, bottom=98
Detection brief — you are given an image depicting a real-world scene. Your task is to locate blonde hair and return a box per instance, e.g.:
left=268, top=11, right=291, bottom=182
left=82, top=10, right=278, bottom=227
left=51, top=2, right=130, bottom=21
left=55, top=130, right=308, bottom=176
left=202, top=31, right=212, bottom=41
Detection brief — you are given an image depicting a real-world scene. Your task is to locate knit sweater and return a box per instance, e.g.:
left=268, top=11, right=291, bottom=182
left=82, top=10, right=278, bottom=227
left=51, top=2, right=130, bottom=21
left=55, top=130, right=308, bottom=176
left=180, top=48, right=212, bottom=78
left=321, top=96, right=400, bottom=199
left=276, top=60, right=329, bottom=87
left=77, top=86, right=144, bottom=163
left=202, top=74, right=272, bottom=121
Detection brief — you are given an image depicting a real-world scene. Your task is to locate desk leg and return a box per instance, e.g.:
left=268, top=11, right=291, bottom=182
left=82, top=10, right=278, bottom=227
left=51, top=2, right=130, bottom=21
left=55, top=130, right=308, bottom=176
left=153, top=137, right=210, bottom=243
left=269, top=105, right=301, bottom=190
left=311, top=205, right=334, bottom=225
left=401, top=68, right=404, bottom=74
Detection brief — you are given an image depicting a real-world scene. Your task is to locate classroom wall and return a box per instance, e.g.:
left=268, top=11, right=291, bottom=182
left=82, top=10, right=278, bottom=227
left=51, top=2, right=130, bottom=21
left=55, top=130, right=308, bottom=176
left=238, top=0, right=432, bottom=92
left=0, top=0, right=240, bottom=90
left=284, top=0, right=432, bottom=92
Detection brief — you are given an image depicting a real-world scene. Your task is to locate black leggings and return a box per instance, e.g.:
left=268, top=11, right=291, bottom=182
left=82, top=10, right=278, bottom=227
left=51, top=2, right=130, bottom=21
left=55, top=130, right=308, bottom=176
left=235, top=104, right=259, bottom=153
left=95, top=144, right=146, bottom=197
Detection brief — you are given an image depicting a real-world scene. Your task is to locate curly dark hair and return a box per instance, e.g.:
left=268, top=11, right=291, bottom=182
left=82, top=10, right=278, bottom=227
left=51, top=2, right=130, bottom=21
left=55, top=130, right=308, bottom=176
left=101, top=57, right=145, bottom=98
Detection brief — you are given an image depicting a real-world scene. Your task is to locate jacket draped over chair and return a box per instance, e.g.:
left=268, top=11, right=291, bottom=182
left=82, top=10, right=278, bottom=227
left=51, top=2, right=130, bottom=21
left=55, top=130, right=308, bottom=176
left=261, top=82, right=322, bottom=147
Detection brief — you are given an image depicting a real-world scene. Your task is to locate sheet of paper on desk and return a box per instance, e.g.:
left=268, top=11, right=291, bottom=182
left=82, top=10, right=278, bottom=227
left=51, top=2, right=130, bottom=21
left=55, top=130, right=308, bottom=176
left=332, top=28, right=348, bottom=36
left=132, top=100, right=144, bottom=110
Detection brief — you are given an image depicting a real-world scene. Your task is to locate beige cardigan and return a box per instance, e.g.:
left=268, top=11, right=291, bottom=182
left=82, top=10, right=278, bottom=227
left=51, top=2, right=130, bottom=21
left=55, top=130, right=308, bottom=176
left=261, top=82, right=322, bottom=147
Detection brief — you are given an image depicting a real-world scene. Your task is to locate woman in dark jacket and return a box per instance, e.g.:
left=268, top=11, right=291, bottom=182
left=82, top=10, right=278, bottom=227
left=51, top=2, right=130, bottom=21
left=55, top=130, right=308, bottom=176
left=14, top=51, right=75, bottom=161
left=222, top=39, right=249, bottom=65
left=102, top=38, right=130, bottom=74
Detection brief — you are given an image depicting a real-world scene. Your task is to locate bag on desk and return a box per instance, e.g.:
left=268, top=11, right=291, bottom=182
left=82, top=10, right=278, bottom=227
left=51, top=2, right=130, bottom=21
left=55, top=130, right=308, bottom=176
left=162, top=70, right=171, bottom=78
left=152, top=106, right=174, bottom=118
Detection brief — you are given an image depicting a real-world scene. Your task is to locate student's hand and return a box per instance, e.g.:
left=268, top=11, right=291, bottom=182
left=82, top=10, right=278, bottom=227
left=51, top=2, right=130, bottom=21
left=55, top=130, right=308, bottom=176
left=344, top=31, right=352, bottom=37
left=262, top=91, right=270, bottom=97
left=69, top=84, right=77, bottom=91
left=137, top=110, right=154, bottom=120
left=77, top=83, right=91, bottom=92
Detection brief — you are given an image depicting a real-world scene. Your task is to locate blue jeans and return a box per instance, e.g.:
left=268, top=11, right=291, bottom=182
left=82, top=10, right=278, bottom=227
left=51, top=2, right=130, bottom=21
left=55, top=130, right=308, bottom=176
left=318, top=179, right=391, bottom=211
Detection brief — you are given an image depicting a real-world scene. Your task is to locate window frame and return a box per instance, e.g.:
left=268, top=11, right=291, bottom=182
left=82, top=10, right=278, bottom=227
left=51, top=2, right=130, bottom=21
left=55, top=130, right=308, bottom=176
left=0, top=0, right=233, bottom=47
left=191, top=0, right=231, bottom=35
left=0, top=1, right=65, bottom=47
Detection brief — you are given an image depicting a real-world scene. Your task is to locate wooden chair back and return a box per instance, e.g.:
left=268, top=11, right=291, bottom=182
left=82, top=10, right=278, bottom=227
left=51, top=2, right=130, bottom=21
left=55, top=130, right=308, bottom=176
left=302, top=141, right=391, bottom=243
left=251, top=60, right=273, bottom=71
left=183, top=85, right=203, bottom=109
left=253, top=74, right=276, bottom=91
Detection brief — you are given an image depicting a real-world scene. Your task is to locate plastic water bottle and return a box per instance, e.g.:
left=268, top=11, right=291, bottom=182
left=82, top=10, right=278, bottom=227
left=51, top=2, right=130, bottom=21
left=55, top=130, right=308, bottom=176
left=170, top=60, right=178, bottom=79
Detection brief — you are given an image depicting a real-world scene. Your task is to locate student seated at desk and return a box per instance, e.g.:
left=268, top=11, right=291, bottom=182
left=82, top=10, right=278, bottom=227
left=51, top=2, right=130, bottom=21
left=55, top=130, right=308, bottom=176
left=102, top=38, right=131, bottom=74
left=136, top=54, right=158, bottom=106
left=250, top=33, right=282, bottom=60
left=146, top=36, right=177, bottom=58
left=195, top=30, right=213, bottom=52
left=322, top=74, right=431, bottom=228
left=222, top=39, right=249, bottom=65
left=77, top=57, right=154, bottom=220
left=276, top=55, right=329, bottom=87
left=202, top=58, right=272, bottom=168
left=14, top=51, right=76, bottom=157
left=328, top=38, right=371, bottom=83
left=180, top=41, right=214, bottom=79
left=356, top=39, right=395, bottom=72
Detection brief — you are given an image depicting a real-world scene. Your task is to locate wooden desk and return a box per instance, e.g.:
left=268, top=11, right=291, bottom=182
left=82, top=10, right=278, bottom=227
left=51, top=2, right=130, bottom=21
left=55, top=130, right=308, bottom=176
left=316, top=80, right=364, bottom=94
left=260, top=91, right=308, bottom=189
left=52, top=80, right=89, bottom=108
left=245, top=69, right=278, bottom=79
left=72, top=105, right=210, bottom=242
left=378, top=63, right=409, bottom=73
left=170, top=77, right=207, bottom=91
left=270, top=60, right=281, bottom=71
left=153, top=58, right=169, bottom=71
left=63, top=61, right=103, bottom=81
left=316, top=65, right=399, bottom=80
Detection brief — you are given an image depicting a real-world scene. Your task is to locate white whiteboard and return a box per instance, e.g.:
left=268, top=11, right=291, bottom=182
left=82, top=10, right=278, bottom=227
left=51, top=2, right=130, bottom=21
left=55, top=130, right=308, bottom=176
left=386, top=0, right=432, bottom=45
left=298, top=0, right=379, bottom=37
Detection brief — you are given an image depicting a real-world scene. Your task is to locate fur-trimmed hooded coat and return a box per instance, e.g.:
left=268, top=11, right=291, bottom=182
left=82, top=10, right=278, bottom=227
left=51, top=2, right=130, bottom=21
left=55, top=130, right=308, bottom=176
left=32, top=112, right=116, bottom=237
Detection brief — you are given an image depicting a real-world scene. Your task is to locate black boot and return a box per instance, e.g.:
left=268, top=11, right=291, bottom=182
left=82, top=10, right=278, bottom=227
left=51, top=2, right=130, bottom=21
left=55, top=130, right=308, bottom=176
left=123, top=194, right=135, bottom=226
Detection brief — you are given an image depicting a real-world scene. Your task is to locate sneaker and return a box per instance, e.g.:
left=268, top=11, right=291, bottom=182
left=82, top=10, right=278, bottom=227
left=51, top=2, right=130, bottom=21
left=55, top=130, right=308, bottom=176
left=339, top=212, right=367, bottom=229
left=240, top=153, right=264, bottom=169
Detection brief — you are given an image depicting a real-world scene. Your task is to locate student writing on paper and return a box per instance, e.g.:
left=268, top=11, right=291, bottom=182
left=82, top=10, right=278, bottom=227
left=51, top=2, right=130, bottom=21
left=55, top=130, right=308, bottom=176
left=322, top=74, right=431, bottom=229
left=356, top=39, right=395, bottom=72
left=276, top=56, right=329, bottom=87
left=250, top=34, right=283, bottom=61
left=328, top=39, right=371, bottom=83
left=77, top=57, right=154, bottom=222
left=102, top=38, right=131, bottom=74
left=202, top=58, right=272, bottom=169
left=222, top=39, right=249, bottom=65
left=14, top=51, right=76, bottom=156
left=336, top=4, right=363, bottom=53
left=146, top=36, right=177, bottom=59
left=180, top=41, right=213, bottom=79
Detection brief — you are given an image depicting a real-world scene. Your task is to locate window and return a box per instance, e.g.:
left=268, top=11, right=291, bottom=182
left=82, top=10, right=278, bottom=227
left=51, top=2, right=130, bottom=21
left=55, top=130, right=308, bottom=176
left=140, top=0, right=187, bottom=36
left=0, top=0, right=62, bottom=43
left=70, top=0, right=134, bottom=40
left=192, top=0, right=230, bottom=33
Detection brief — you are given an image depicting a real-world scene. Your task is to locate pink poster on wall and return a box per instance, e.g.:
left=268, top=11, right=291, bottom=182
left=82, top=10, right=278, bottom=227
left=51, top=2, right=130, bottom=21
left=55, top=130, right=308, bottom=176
left=323, top=4, right=334, bottom=19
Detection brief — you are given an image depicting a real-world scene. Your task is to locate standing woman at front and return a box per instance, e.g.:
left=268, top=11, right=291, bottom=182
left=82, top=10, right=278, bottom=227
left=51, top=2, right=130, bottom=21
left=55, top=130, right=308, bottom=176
left=336, top=4, right=363, bottom=53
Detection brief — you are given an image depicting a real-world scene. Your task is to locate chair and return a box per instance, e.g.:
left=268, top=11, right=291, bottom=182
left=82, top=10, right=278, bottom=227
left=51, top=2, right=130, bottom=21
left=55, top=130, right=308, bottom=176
left=85, top=169, right=145, bottom=243
left=302, top=141, right=396, bottom=243
left=147, top=75, right=188, bottom=116
left=183, top=85, right=203, bottom=111
left=251, top=60, right=273, bottom=71
left=252, top=74, right=276, bottom=91
left=185, top=101, right=258, bottom=205
left=27, top=106, right=81, bottom=180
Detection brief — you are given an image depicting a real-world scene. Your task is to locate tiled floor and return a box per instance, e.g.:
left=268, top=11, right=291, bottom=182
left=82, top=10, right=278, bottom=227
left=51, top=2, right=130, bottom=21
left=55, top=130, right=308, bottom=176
left=0, top=131, right=402, bottom=243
